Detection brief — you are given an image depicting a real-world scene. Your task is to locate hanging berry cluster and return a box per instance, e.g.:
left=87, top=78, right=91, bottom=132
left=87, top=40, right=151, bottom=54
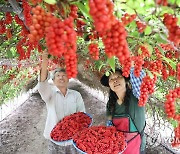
left=22, top=0, right=32, bottom=27
left=28, top=5, right=56, bottom=42
left=171, top=123, right=180, bottom=148
left=89, top=0, right=116, bottom=34
left=163, top=13, right=180, bottom=45
left=102, top=20, right=130, bottom=61
left=5, top=12, right=13, bottom=24
left=88, top=43, right=99, bottom=60
left=156, top=0, right=168, bottom=6
left=164, top=87, right=180, bottom=120
left=140, top=46, right=150, bottom=58
left=177, top=63, right=180, bottom=81
left=122, top=57, right=132, bottom=77
left=132, top=56, right=144, bottom=77
left=76, top=19, right=86, bottom=36
left=0, top=20, right=6, bottom=34
left=121, top=13, right=136, bottom=26
left=138, top=75, right=157, bottom=106
left=136, top=21, right=146, bottom=33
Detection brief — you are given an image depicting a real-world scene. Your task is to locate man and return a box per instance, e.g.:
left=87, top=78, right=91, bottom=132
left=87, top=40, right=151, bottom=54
left=38, top=51, right=85, bottom=154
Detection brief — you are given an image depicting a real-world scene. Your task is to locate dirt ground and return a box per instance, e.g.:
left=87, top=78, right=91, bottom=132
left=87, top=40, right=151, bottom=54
left=0, top=80, right=178, bottom=154
left=0, top=81, right=106, bottom=154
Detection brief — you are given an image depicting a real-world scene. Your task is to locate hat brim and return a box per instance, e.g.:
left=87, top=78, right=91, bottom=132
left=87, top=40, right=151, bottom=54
left=100, top=74, right=110, bottom=87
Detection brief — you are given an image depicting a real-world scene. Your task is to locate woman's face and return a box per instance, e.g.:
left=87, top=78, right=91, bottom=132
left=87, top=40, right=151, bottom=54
left=108, top=72, right=126, bottom=92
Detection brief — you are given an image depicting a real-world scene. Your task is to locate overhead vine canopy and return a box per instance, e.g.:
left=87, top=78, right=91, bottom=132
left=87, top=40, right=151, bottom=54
left=0, top=0, right=180, bottom=149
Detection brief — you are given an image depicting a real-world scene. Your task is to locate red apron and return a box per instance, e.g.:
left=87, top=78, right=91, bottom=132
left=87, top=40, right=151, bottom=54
left=113, top=115, right=141, bottom=154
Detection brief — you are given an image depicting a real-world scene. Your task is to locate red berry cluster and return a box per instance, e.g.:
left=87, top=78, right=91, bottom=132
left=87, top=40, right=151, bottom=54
left=88, top=43, right=99, bottom=60
left=156, top=0, right=168, bottom=6
left=14, top=15, right=24, bottom=26
left=162, top=65, right=169, bottom=81
left=45, top=17, right=75, bottom=57
left=140, top=46, right=150, bottom=58
left=168, top=64, right=176, bottom=77
left=28, top=6, right=56, bottom=42
left=22, top=0, right=32, bottom=27
left=163, top=13, right=180, bottom=45
left=177, top=63, right=180, bottom=81
left=69, top=5, right=78, bottom=19
left=64, top=53, right=78, bottom=78
left=143, top=60, right=149, bottom=69
left=122, top=57, right=132, bottom=77
left=76, top=19, right=86, bottom=36
left=149, top=60, right=163, bottom=73
left=172, top=123, right=180, bottom=148
left=89, top=0, right=116, bottom=34
left=154, top=47, right=162, bottom=59
left=45, top=16, right=78, bottom=78
left=73, top=126, right=126, bottom=154
left=138, top=75, right=157, bottom=107
left=102, top=20, right=130, bottom=62
left=136, top=21, right=146, bottom=33
left=14, top=14, right=29, bottom=38
left=89, top=30, right=98, bottom=40
left=84, top=59, right=91, bottom=70
left=161, top=43, right=174, bottom=51
left=6, top=28, right=12, bottom=39
left=50, top=112, right=92, bottom=141
left=133, top=56, right=144, bottom=77
left=164, top=87, right=180, bottom=120
left=121, top=13, right=136, bottom=26
left=0, top=20, right=6, bottom=34
left=16, top=38, right=26, bottom=60
left=5, top=12, right=12, bottom=24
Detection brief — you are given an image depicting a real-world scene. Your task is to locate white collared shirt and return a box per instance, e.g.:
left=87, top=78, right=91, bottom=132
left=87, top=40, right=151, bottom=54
left=37, top=74, right=85, bottom=141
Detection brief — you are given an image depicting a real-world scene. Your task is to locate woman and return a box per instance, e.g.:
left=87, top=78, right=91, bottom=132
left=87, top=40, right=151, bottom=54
left=100, top=69, right=146, bottom=154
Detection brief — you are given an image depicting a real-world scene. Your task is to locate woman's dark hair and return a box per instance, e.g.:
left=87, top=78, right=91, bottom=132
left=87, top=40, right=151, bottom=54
left=107, top=73, right=132, bottom=115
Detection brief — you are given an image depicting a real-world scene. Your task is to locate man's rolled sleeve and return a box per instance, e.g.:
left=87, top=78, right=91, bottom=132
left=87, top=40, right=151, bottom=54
left=76, top=92, right=85, bottom=112
left=38, top=72, right=52, bottom=102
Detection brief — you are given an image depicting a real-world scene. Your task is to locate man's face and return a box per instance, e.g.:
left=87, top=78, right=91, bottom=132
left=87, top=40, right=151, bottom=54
left=53, top=71, right=69, bottom=88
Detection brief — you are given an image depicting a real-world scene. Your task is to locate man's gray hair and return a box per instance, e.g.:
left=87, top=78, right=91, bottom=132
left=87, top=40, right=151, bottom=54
left=52, top=68, right=66, bottom=80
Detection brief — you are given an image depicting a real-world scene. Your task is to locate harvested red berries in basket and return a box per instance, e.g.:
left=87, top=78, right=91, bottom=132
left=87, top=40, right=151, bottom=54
left=73, top=126, right=127, bottom=154
left=50, top=112, right=92, bottom=142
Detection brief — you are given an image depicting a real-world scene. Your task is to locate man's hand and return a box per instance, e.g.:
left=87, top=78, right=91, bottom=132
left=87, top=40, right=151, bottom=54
left=40, top=51, right=49, bottom=82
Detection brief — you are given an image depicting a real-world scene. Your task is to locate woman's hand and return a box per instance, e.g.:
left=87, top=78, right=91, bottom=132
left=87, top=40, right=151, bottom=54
left=106, top=120, right=113, bottom=126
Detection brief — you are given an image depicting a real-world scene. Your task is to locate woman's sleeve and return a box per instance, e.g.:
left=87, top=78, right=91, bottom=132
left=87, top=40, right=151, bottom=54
left=130, top=68, right=146, bottom=99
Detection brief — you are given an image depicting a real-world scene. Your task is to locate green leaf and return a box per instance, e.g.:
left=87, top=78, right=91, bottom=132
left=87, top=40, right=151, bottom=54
left=7, top=50, right=13, bottom=58
left=169, top=118, right=178, bottom=128
left=146, top=70, right=154, bottom=79
left=154, top=34, right=167, bottom=44
left=161, top=56, right=176, bottom=70
left=144, top=26, right=152, bottom=35
left=44, top=0, right=56, bottom=5
left=73, top=2, right=92, bottom=21
left=107, top=56, right=115, bottom=72
left=105, top=71, right=110, bottom=76
left=98, top=63, right=106, bottom=72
